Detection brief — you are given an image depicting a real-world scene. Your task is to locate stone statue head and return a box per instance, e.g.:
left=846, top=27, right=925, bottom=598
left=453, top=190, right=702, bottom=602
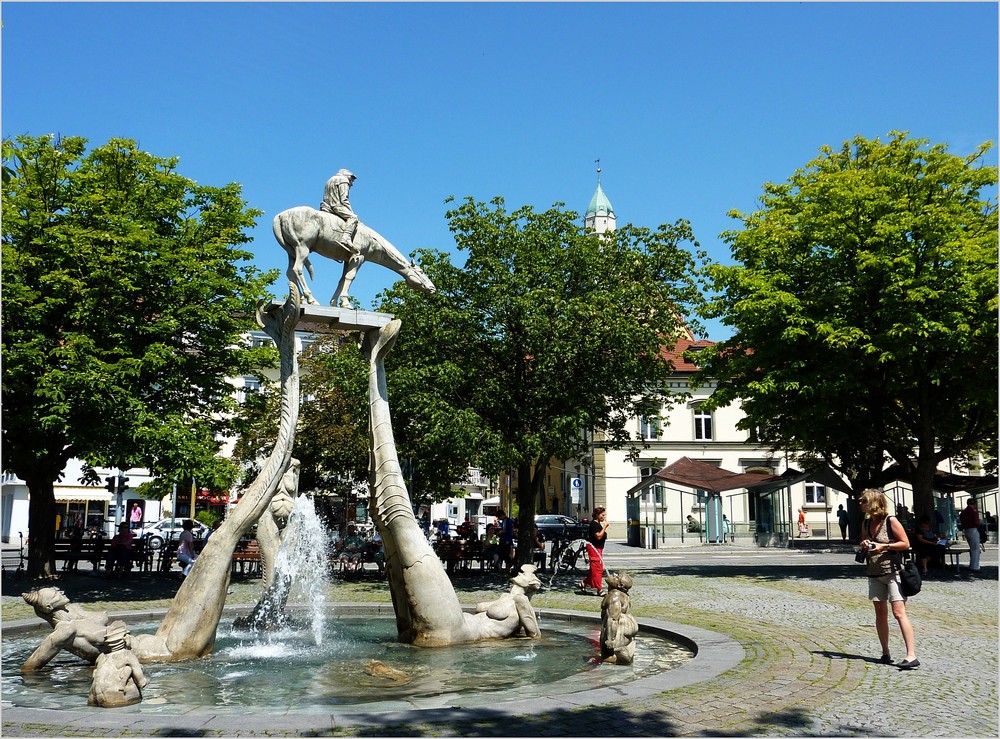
left=105, top=620, right=129, bottom=651
left=23, top=587, right=71, bottom=615
left=605, top=571, right=633, bottom=593
left=510, top=564, right=541, bottom=595
left=336, top=168, right=356, bottom=183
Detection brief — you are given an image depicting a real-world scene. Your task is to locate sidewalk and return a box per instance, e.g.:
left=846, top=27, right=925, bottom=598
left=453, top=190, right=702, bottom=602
left=2, top=543, right=997, bottom=737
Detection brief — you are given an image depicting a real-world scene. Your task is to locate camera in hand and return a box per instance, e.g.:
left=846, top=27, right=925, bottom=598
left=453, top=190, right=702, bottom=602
left=855, top=549, right=867, bottom=563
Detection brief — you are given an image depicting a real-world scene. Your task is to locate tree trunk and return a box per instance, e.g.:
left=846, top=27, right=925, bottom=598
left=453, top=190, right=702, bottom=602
left=513, top=462, right=544, bottom=566
left=25, top=475, right=58, bottom=579
left=908, top=455, right=940, bottom=523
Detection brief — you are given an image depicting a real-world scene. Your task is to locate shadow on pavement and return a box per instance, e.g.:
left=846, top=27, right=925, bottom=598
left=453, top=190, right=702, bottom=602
left=813, top=649, right=888, bottom=664
left=4, top=570, right=183, bottom=605
left=351, top=705, right=683, bottom=737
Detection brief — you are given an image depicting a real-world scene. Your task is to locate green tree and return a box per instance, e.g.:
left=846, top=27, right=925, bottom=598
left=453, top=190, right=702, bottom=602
left=2, top=135, right=277, bottom=577
left=695, top=132, right=998, bottom=518
left=378, top=196, right=706, bottom=562
left=230, top=334, right=370, bottom=511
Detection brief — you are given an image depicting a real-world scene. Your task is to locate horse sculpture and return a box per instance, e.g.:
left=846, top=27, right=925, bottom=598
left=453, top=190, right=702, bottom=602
left=273, top=206, right=435, bottom=307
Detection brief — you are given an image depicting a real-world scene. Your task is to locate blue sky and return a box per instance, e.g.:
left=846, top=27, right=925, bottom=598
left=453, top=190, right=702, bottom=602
left=3, top=2, right=997, bottom=339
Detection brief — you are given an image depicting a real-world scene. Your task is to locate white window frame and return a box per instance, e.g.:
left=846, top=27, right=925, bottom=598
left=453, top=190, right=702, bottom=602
left=638, top=466, right=662, bottom=505
left=693, top=406, right=714, bottom=441
left=805, top=482, right=827, bottom=505
left=639, top=416, right=661, bottom=440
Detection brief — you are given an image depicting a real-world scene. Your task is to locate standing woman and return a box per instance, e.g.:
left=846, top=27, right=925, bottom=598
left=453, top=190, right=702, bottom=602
left=580, top=507, right=610, bottom=596
left=859, top=488, right=919, bottom=669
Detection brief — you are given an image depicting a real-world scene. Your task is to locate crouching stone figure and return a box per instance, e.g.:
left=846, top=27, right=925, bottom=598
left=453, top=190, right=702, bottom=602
left=600, top=571, right=638, bottom=665
left=88, top=620, right=149, bottom=707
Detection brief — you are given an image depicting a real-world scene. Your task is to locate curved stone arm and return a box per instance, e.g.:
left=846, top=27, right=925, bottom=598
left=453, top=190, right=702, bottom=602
left=363, top=320, right=544, bottom=645
left=22, top=621, right=103, bottom=671
left=140, top=287, right=304, bottom=662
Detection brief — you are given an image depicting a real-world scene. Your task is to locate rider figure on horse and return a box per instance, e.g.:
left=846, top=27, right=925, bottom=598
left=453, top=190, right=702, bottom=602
left=320, top=169, right=360, bottom=251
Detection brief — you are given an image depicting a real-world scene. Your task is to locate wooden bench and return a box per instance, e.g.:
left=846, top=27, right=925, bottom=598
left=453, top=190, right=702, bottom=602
left=54, top=537, right=153, bottom=573
left=332, top=542, right=385, bottom=579
left=434, top=539, right=486, bottom=573
left=232, top=540, right=262, bottom=577
left=54, top=538, right=106, bottom=571
left=943, top=547, right=971, bottom=572
left=2, top=546, right=24, bottom=575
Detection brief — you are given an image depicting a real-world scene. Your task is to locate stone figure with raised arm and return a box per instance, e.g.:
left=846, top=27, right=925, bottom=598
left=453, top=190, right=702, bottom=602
left=88, top=621, right=148, bottom=708
left=21, top=587, right=111, bottom=670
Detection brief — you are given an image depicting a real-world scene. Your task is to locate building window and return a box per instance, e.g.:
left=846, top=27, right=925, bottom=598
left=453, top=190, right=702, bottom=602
left=638, top=466, right=662, bottom=505
left=693, top=406, right=714, bottom=441
left=640, top=416, right=661, bottom=440
left=805, top=482, right=826, bottom=505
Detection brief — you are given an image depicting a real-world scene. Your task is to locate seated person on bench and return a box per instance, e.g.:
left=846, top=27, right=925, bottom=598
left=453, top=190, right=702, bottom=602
left=105, top=523, right=134, bottom=573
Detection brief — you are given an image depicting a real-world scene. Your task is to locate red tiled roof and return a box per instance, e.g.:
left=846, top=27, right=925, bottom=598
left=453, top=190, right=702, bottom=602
left=661, top=336, right=715, bottom=372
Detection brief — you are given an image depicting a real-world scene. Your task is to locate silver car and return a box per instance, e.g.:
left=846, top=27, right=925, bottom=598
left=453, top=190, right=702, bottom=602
left=138, top=519, right=209, bottom=550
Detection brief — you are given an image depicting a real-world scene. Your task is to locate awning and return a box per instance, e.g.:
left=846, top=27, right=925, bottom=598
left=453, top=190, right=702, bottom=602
left=627, top=456, right=777, bottom=496
left=55, top=487, right=111, bottom=503
left=744, top=465, right=853, bottom=495
left=482, top=497, right=500, bottom=507
left=880, top=465, right=998, bottom=495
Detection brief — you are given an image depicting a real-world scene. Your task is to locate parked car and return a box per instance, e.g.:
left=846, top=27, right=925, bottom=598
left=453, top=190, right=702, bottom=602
left=534, top=514, right=588, bottom=542
left=138, top=519, right=209, bottom=550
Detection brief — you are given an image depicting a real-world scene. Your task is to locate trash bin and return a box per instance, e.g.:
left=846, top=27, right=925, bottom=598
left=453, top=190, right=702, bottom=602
left=640, top=526, right=657, bottom=549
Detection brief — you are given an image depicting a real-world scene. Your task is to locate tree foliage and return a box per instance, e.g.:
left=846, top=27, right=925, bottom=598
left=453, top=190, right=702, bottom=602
left=2, top=135, right=277, bottom=576
left=229, top=334, right=370, bottom=506
left=378, top=196, right=706, bottom=561
left=695, top=131, right=998, bottom=517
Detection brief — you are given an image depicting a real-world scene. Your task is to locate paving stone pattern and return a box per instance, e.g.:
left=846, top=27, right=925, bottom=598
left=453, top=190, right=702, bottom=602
left=1, top=544, right=996, bottom=737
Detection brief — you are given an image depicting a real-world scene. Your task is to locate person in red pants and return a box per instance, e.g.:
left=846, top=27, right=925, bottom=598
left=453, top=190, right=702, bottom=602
left=580, top=507, right=610, bottom=596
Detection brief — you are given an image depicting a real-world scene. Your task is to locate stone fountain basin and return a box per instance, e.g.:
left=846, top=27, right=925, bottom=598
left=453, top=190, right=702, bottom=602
left=1, top=603, right=741, bottom=733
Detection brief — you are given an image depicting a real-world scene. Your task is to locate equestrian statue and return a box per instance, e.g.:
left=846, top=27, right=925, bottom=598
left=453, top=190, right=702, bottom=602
left=274, top=169, right=436, bottom=308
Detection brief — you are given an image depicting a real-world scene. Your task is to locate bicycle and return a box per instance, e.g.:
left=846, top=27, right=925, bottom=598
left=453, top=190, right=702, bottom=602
left=547, top=538, right=590, bottom=585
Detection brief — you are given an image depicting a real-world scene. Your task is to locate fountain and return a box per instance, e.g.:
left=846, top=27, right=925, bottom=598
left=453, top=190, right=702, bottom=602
left=235, top=492, right=330, bottom=637
left=7, top=184, right=736, bottom=728
left=2, top=609, right=696, bottom=715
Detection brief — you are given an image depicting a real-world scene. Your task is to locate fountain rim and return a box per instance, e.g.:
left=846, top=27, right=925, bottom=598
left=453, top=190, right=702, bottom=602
left=2, top=603, right=743, bottom=733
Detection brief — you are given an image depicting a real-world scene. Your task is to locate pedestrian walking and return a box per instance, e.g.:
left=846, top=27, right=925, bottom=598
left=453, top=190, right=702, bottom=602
left=960, top=498, right=982, bottom=573
left=837, top=504, right=849, bottom=541
left=129, top=503, right=143, bottom=531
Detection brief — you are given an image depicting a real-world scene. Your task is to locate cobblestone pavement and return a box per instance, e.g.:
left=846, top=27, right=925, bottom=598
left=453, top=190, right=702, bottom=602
left=2, top=543, right=996, bottom=737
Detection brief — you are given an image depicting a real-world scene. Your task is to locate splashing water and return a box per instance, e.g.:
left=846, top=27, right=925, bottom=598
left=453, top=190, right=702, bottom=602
left=251, top=494, right=330, bottom=644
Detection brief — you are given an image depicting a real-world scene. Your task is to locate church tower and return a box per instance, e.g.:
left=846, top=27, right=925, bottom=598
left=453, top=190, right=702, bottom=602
left=584, top=162, right=616, bottom=234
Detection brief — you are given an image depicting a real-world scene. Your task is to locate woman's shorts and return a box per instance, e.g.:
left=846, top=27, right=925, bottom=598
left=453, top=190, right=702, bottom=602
left=869, top=573, right=905, bottom=602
